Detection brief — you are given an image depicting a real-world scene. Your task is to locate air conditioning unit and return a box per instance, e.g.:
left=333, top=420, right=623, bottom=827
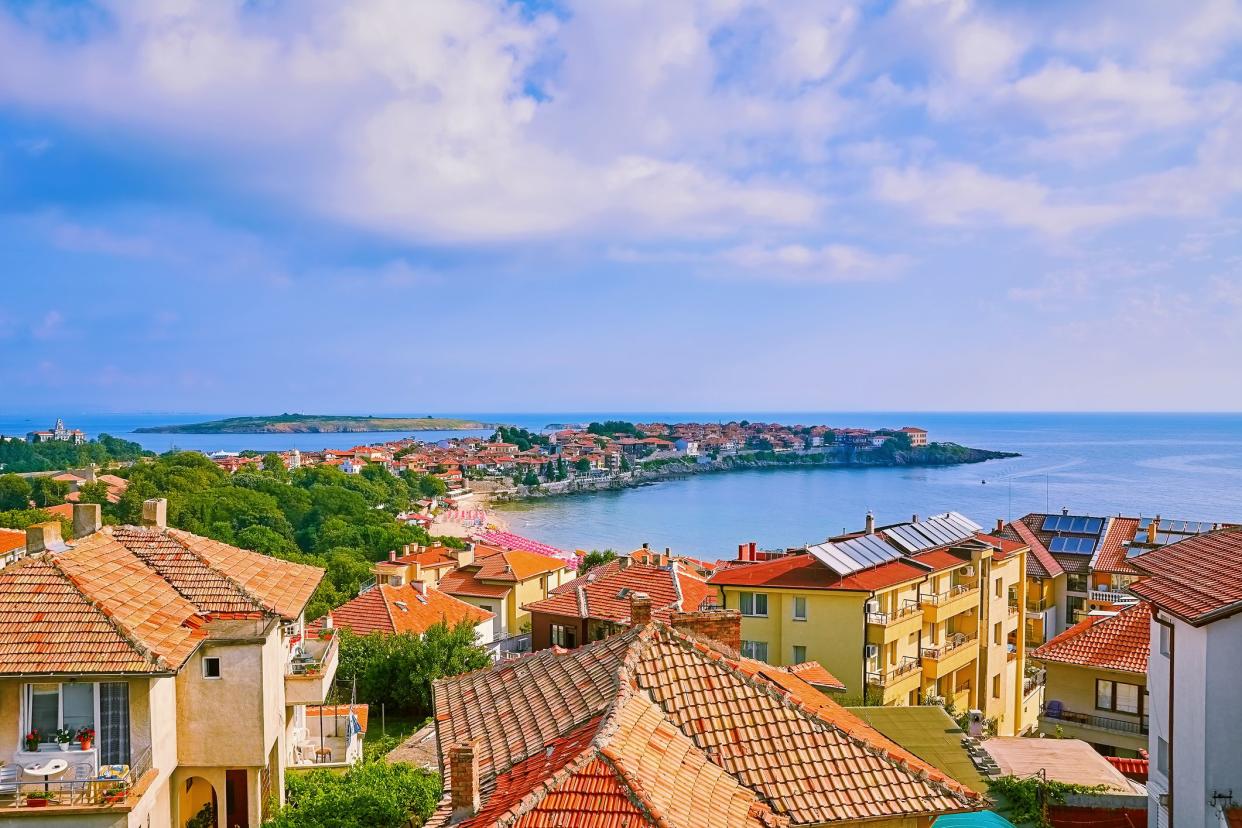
left=961, top=565, right=975, bottom=577
left=865, top=599, right=881, bottom=614
left=864, top=644, right=879, bottom=659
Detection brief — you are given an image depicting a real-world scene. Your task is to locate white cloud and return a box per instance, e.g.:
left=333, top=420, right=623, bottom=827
left=715, top=242, right=908, bottom=282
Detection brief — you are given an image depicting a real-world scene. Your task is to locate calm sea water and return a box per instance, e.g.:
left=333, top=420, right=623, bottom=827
left=3, top=411, right=1240, bottom=559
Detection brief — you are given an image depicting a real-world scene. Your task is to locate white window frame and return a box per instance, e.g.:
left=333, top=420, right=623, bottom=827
left=740, top=640, right=768, bottom=661
left=202, top=656, right=222, bottom=680
left=792, top=596, right=807, bottom=621
left=21, top=682, right=100, bottom=746
left=739, top=592, right=768, bottom=617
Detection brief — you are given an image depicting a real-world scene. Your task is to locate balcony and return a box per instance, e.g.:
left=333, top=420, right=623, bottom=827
left=1026, top=596, right=1050, bottom=615
left=0, top=747, right=152, bottom=814
left=866, top=658, right=922, bottom=702
left=286, top=628, right=340, bottom=705
left=921, top=633, right=978, bottom=679
left=1089, top=589, right=1138, bottom=607
left=865, top=603, right=923, bottom=645
left=920, top=585, right=979, bottom=622
left=1042, top=704, right=1148, bottom=736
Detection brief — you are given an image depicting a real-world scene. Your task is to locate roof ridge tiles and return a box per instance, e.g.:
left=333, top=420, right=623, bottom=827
left=157, top=527, right=282, bottom=615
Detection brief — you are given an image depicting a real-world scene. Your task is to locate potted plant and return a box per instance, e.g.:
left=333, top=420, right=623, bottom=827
left=317, top=628, right=334, bottom=640
left=55, top=728, right=74, bottom=751
left=101, top=783, right=127, bottom=804
left=23, top=730, right=40, bottom=752
left=25, top=791, right=52, bottom=808
left=76, top=726, right=95, bottom=751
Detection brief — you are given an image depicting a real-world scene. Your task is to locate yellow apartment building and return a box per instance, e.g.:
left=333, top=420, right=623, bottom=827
left=436, top=543, right=571, bottom=645
left=709, top=513, right=1036, bottom=736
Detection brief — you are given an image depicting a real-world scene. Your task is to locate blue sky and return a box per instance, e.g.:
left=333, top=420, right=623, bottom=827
left=1, top=0, right=1241, bottom=413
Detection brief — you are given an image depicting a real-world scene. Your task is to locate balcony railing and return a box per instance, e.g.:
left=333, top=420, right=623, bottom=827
left=1089, top=589, right=1138, bottom=606
left=1023, top=668, right=1046, bottom=697
left=1026, top=597, right=1049, bottom=614
left=1043, top=705, right=1148, bottom=735
left=289, top=629, right=338, bottom=676
left=921, top=584, right=975, bottom=606
left=866, top=658, right=921, bottom=687
left=866, top=602, right=921, bottom=626
left=921, top=632, right=977, bottom=661
left=2, top=746, right=151, bottom=810
left=1007, top=603, right=1020, bottom=618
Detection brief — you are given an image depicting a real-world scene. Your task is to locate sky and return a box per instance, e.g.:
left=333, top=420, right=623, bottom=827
left=1, top=0, right=1241, bottom=413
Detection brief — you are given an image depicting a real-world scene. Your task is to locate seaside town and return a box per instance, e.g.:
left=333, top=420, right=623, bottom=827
left=0, top=417, right=1237, bottom=827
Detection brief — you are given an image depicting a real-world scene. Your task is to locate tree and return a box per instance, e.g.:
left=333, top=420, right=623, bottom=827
left=0, top=474, right=32, bottom=511
left=264, top=761, right=439, bottom=828
left=574, top=458, right=591, bottom=474
left=522, top=470, right=539, bottom=486
left=0, top=507, right=72, bottom=537
left=261, top=452, right=289, bottom=480
left=577, top=549, right=618, bottom=575
left=337, top=622, right=491, bottom=717
left=76, top=480, right=112, bottom=506
left=30, top=477, right=70, bottom=508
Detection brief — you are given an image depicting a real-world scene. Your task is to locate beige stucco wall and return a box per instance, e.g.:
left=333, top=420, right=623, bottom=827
left=177, top=638, right=268, bottom=767
left=1036, top=661, right=1147, bottom=754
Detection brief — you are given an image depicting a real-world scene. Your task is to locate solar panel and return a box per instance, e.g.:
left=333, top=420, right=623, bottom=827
left=1138, top=518, right=1210, bottom=534
left=807, top=534, right=903, bottom=575
left=1041, top=514, right=1103, bottom=535
left=1048, top=536, right=1096, bottom=554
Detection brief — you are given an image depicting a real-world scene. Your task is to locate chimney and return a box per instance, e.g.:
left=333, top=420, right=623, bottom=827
left=912, top=514, right=919, bottom=524
left=448, top=742, right=480, bottom=819
left=1147, top=516, right=1160, bottom=545
left=618, top=555, right=632, bottom=570
left=412, top=580, right=427, bottom=597
left=995, top=518, right=1005, bottom=534
left=865, top=511, right=875, bottom=534
left=456, top=544, right=475, bottom=568
left=670, top=608, right=741, bottom=653
left=26, top=522, right=67, bottom=555
left=73, top=503, right=102, bottom=539
left=630, top=592, right=652, bottom=626
left=402, top=544, right=410, bottom=555
left=738, top=543, right=748, bottom=561
left=1062, top=506, right=1069, bottom=516
left=141, top=498, right=167, bottom=529
left=324, top=613, right=334, bottom=630
left=748, top=541, right=757, bottom=561
left=389, top=549, right=397, bottom=562
left=642, top=542, right=650, bottom=550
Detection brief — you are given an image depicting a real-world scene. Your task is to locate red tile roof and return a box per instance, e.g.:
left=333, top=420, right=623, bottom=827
left=1093, top=518, right=1141, bottom=576
left=1032, top=602, right=1150, bottom=675
left=0, top=528, right=24, bottom=557
left=473, top=548, right=568, bottom=582
left=787, top=660, right=847, bottom=691
left=428, top=623, right=985, bottom=828
left=438, top=567, right=513, bottom=599
left=0, top=524, right=325, bottom=676
left=311, top=583, right=490, bottom=636
left=306, top=703, right=369, bottom=732
left=1005, top=519, right=1065, bottom=579
left=524, top=563, right=711, bottom=623
left=1129, top=529, right=1242, bottom=625
left=973, top=532, right=1027, bottom=561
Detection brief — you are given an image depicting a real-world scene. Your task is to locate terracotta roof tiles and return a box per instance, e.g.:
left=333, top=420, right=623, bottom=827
left=525, top=564, right=711, bottom=623
left=1129, top=528, right=1242, bottom=625
left=311, top=583, right=491, bottom=637
left=1032, top=602, right=1150, bottom=675
left=1092, top=518, right=1141, bottom=576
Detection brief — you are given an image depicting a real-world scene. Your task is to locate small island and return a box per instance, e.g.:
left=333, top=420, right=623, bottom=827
left=135, top=414, right=497, bottom=434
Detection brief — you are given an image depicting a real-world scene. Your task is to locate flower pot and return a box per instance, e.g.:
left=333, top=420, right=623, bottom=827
left=26, top=797, right=49, bottom=808
left=79, top=739, right=92, bottom=751
left=103, top=793, right=126, bottom=804
left=58, top=742, right=69, bottom=751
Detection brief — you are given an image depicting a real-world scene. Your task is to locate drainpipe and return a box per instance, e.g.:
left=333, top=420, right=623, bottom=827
left=1155, top=612, right=1175, bottom=826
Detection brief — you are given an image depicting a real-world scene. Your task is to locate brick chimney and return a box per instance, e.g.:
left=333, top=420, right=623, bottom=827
left=448, top=741, right=479, bottom=819
left=748, top=541, right=757, bottom=560
left=26, top=522, right=67, bottom=555
left=389, top=549, right=397, bottom=562
left=737, top=543, right=748, bottom=562
left=670, top=608, right=741, bottom=653
left=141, top=498, right=167, bottom=529
left=630, top=592, right=652, bottom=626
left=73, top=503, right=102, bottom=539
left=995, top=517, right=1005, bottom=534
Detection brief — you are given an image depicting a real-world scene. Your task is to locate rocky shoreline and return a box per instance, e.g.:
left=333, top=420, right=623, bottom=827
left=488, top=443, right=1018, bottom=503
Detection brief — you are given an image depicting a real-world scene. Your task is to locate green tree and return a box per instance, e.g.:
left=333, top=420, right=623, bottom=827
left=261, top=452, right=289, bottom=480
left=0, top=507, right=72, bottom=537
left=337, top=622, right=491, bottom=717
left=574, top=458, right=591, bottom=474
left=577, top=549, right=618, bottom=575
left=522, top=470, right=539, bottom=486
left=264, top=761, right=439, bottom=828
left=30, top=477, right=70, bottom=508
left=0, top=474, right=32, bottom=511
left=76, top=480, right=112, bottom=506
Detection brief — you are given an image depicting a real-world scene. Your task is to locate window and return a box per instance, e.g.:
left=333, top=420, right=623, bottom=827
left=739, top=592, right=768, bottom=617
left=991, top=674, right=1001, bottom=699
left=792, top=645, right=806, bottom=664
left=792, top=596, right=807, bottom=621
left=202, top=656, right=222, bottom=679
left=741, top=640, right=768, bottom=661
left=551, top=624, right=577, bottom=648
left=994, top=577, right=1003, bottom=598
left=993, top=622, right=1002, bottom=645
left=1096, top=679, right=1143, bottom=715
left=1156, top=737, right=1170, bottom=776
left=1159, top=623, right=1170, bottom=656
left=22, top=682, right=100, bottom=746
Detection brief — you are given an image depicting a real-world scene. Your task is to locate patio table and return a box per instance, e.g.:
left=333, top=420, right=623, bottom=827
left=22, top=759, right=68, bottom=794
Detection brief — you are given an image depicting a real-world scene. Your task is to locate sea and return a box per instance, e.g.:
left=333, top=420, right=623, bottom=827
left=3, top=411, right=1240, bottom=559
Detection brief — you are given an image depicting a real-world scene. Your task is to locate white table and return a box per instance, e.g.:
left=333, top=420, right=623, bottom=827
left=22, top=759, right=68, bottom=794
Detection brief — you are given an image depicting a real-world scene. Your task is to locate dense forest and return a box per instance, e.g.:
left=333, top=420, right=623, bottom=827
left=0, top=433, right=150, bottom=473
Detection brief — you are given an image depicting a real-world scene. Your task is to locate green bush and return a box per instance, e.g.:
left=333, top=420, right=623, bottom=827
left=265, top=762, right=439, bottom=828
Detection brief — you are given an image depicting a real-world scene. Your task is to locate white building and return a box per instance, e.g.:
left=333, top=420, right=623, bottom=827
left=1130, top=529, right=1242, bottom=828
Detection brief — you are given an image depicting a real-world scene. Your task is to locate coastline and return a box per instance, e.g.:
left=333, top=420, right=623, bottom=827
left=485, top=444, right=1018, bottom=505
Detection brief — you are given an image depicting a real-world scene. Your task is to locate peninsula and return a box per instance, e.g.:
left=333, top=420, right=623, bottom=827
left=135, top=414, right=496, bottom=434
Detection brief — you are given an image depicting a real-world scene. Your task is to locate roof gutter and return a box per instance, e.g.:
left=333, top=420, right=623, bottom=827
left=1154, top=610, right=1175, bottom=826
